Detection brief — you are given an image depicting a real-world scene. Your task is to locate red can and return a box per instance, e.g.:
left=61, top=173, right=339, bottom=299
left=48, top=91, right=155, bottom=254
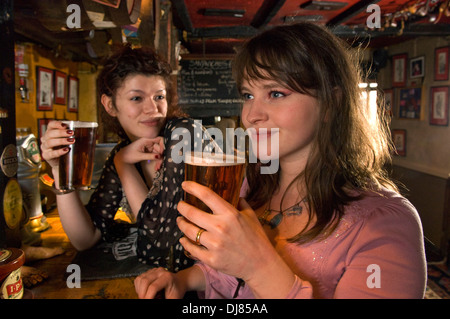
left=0, top=248, right=25, bottom=299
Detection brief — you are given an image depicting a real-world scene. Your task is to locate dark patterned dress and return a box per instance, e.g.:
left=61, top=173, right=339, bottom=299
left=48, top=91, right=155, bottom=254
left=85, top=117, right=214, bottom=272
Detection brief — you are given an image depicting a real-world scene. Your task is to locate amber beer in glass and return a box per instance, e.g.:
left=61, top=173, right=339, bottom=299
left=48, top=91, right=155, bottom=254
left=58, top=121, right=98, bottom=193
left=184, top=152, right=245, bottom=213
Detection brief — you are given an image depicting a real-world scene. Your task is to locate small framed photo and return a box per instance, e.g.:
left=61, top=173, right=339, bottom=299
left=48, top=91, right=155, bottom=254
left=392, top=129, right=406, bottom=156
left=410, top=56, right=424, bottom=79
left=399, top=87, right=422, bottom=119
left=36, top=66, right=53, bottom=111
left=37, top=118, right=52, bottom=143
left=430, top=86, right=449, bottom=126
left=434, top=47, right=449, bottom=81
left=68, top=76, right=79, bottom=113
left=392, top=54, right=407, bottom=87
left=384, top=88, right=394, bottom=116
left=54, top=71, right=67, bottom=105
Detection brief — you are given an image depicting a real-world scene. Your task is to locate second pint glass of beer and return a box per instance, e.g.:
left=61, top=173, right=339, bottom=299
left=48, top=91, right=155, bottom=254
left=184, top=151, right=245, bottom=213
left=58, top=121, right=98, bottom=193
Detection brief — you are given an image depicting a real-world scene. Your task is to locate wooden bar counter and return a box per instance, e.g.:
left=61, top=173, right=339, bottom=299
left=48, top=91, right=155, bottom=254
left=26, top=210, right=139, bottom=299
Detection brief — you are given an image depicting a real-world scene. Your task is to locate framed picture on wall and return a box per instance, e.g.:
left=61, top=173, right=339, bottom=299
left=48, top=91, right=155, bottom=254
left=36, top=66, right=53, bottom=111
left=383, top=88, right=394, bottom=117
left=54, top=71, right=67, bottom=105
left=410, top=56, right=424, bottom=79
left=37, top=118, right=52, bottom=143
left=430, top=86, right=449, bottom=126
left=68, top=76, right=79, bottom=113
left=434, top=47, right=449, bottom=81
left=392, top=129, right=406, bottom=156
left=398, top=87, right=422, bottom=119
left=392, top=54, right=407, bottom=87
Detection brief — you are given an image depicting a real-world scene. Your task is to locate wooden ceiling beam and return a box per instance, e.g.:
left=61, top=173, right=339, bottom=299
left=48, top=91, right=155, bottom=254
left=171, top=0, right=193, bottom=32
left=251, top=0, right=286, bottom=28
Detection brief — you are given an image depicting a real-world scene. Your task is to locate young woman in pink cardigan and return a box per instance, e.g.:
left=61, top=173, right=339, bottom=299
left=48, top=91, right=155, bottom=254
left=134, top=22, right=427, bottom=299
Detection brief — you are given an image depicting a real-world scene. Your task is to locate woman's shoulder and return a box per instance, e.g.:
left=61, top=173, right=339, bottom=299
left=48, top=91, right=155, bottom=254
left=104, top=140, right=127, bottom=161
left=351, top=187, right=417, bottom=216
left=342, top=187, right=422, bottom=236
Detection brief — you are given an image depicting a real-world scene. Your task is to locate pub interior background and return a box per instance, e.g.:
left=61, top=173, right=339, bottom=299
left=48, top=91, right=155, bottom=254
left=1, top=0, right=450, bottom=295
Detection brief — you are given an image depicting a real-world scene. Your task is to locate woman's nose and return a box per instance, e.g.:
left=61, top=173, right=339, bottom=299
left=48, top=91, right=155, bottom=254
left=143, top=99, right=158, bottom=113
left=244, top=100, right=268, bottom=125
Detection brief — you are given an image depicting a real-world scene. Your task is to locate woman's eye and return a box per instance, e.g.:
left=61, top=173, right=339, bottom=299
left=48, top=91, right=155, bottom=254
left=270, top=91, right=285, bottom=98
left=155, top=95, right=166, bottom=101
left=241, top=93, right=253, bottom=100
left=130, top=96, right=142, bottom=101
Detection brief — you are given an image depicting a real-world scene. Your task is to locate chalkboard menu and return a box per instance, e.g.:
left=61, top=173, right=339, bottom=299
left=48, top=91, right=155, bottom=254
left=177, top=59, right=241, bottom=117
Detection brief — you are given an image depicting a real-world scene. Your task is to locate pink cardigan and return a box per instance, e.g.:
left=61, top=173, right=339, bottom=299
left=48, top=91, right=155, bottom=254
left=195, top=186, right=427, bottom=299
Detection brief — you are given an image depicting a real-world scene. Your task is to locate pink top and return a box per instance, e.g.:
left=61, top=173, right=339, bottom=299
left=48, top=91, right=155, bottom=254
left=195, top=185, right=427, bottom=299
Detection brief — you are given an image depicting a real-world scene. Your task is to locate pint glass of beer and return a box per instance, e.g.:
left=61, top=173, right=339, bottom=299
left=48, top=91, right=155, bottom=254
left=184, top=151, right=245, bottom=213
left=58, top=121, right=98, bottom=193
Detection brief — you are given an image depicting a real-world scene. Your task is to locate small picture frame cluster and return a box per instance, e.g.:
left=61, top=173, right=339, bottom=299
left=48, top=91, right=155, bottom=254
left=388, top=47, right=450, bottom=160
left=431, top=47, right=449, bottom=126
left=389, top=48, right=450, bottom=127
left=36, top=66, right=78, bottom=113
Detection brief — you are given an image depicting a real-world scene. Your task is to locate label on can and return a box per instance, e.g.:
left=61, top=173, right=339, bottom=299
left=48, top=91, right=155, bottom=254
left=1, top=144, right=18, bottom=177
left=3, top=179, right=23, bottom=229
left=1, top=267, right=23, bottom=299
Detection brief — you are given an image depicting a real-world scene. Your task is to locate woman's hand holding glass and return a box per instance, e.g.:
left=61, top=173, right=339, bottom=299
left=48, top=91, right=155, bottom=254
left=177, top=181, right=282, bottom=285
left=40, top=120, right=76, bottom=169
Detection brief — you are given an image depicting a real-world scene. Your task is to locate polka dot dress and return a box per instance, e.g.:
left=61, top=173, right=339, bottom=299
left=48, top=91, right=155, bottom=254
left=85, top=117, right=217, bottom=272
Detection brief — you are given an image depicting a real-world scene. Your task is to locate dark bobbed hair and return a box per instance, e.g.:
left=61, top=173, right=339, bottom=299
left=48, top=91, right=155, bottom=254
left=233, top=23, right=396, bottom=243
left=97, top=44, right=185, bottom=136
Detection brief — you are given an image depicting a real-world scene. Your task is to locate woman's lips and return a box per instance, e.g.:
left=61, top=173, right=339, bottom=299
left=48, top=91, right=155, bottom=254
left=140, top=118, right=162, bottom=127
left=249, top=128, right=277, bottom=142
left=247, top=128, right=279, bottom=159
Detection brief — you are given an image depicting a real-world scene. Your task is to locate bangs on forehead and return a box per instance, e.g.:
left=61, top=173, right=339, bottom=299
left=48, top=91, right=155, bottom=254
left=236, top=50, right=290, bottom=90
left=236, top=51, right=314, bottom=97
left=233, top=31, right=318, bottom=97
left=244, top=45, right=282, bottom=80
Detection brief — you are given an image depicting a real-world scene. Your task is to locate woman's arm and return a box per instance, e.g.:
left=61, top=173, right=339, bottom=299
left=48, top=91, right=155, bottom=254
left=55, top=190, right=102, bottom=251
left=40, top=120, right=101, bottom=250
left=113, top=137, right=164, bottom=219
left=333, top=201, right=427, bottom=298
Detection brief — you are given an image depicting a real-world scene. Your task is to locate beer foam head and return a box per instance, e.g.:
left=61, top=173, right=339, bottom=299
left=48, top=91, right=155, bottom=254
left=185, top=151, right=245, bottom=166
left=62, top=121, right=98, bottom=128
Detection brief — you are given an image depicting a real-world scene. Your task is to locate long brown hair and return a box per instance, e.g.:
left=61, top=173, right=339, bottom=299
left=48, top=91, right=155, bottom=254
left=233, top=23, right=397, bottom=244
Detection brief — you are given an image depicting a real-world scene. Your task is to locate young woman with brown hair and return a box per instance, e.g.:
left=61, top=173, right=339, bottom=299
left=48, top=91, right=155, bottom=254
left=40, top=45, right=213, bottom=272
left=135, top=23, right=427, bottom=299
